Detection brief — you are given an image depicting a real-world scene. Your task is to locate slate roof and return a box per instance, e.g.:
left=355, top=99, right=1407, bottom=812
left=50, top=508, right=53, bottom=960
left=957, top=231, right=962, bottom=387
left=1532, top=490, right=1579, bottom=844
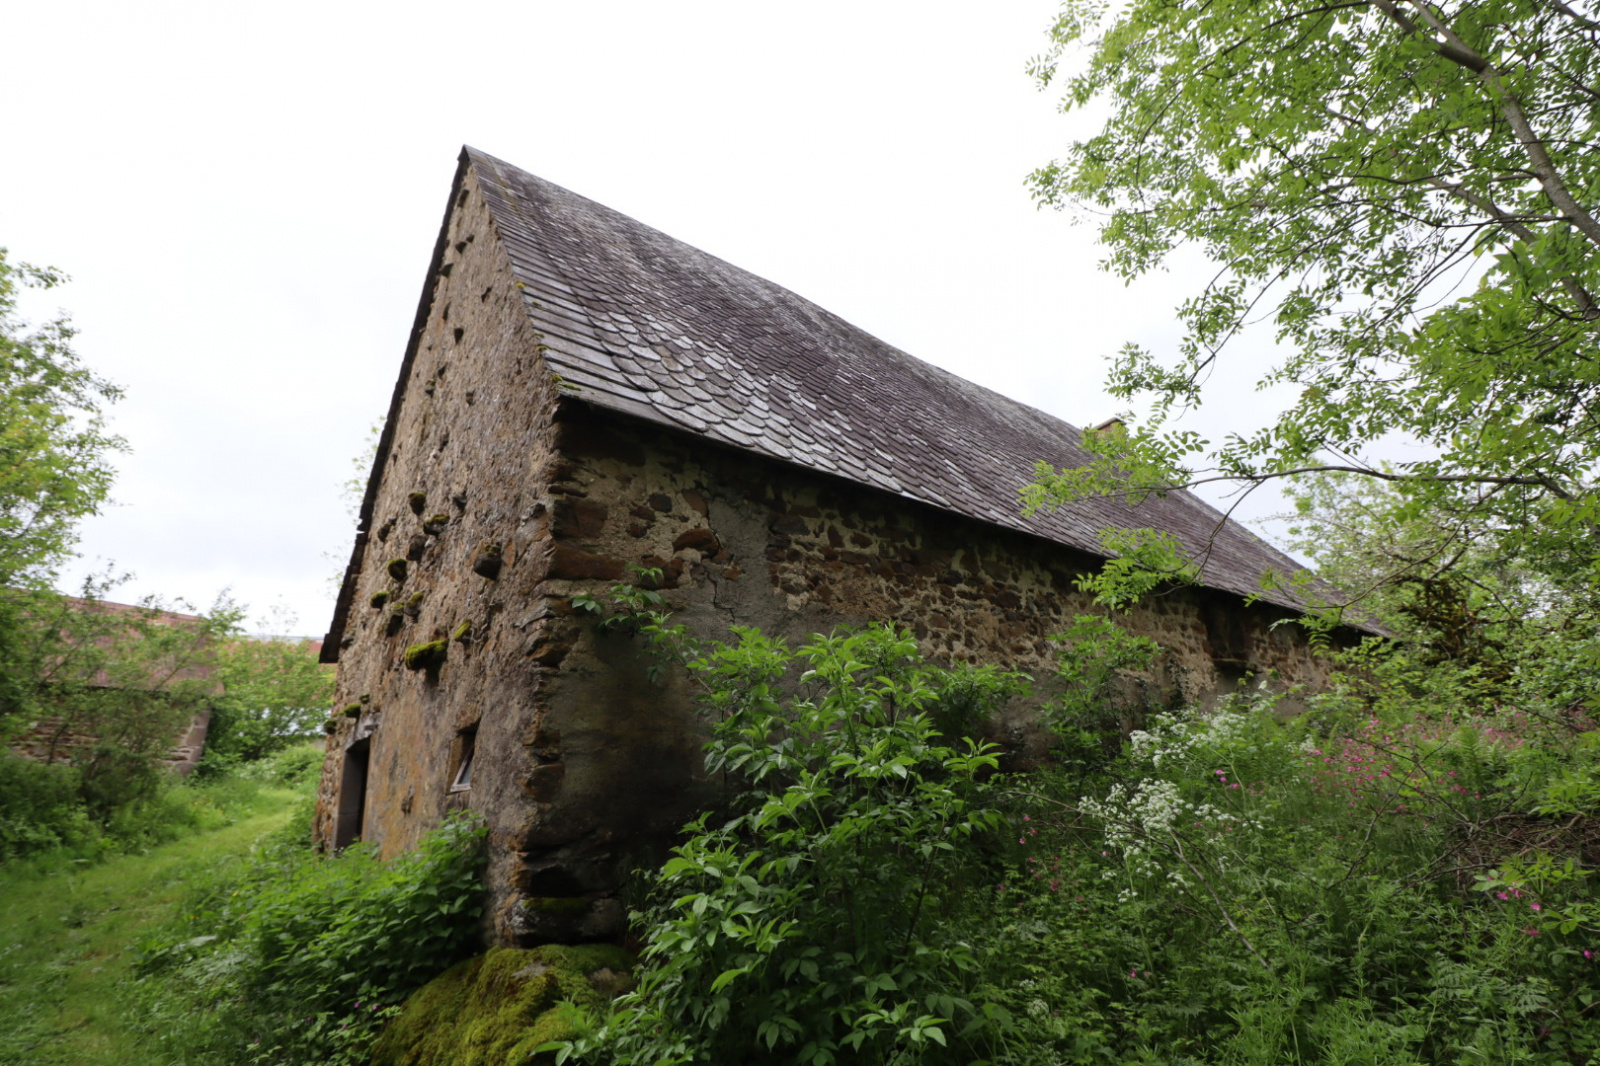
left=464, top=147, right=1318, bottom=612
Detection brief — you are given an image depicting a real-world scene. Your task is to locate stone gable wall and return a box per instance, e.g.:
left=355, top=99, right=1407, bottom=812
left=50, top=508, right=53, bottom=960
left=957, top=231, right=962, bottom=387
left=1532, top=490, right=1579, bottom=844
left=315, top=168, right=568, bottom=920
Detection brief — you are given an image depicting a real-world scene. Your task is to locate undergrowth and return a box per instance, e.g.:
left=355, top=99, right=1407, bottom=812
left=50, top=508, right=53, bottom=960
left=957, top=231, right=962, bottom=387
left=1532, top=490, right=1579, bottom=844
left=126, top=810, right=487, bottom=1066
left=0, top=750, right=314, bottom=878
left=549, top=617, right=1600, bottom=1066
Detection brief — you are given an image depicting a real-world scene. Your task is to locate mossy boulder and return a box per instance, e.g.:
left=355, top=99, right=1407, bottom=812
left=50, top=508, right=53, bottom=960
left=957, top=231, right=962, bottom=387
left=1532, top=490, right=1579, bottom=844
left=371, top=944, right=634, bottom=1066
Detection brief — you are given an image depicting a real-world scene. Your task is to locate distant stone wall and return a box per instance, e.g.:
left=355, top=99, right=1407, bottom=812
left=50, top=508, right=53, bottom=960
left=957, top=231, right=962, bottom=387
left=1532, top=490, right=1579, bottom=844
left=316, top=171, right=1338, bottom=950
left=11, top=710, right=211, bottom=776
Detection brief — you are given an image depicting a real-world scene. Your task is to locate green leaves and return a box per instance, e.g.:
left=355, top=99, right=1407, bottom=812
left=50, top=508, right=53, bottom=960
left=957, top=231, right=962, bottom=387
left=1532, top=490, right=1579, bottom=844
left=1030, top=0, right=1600, bottom=602
left=578, top=626, right=1016, bottom=1065
left=0, top=249, right=125, bottom=591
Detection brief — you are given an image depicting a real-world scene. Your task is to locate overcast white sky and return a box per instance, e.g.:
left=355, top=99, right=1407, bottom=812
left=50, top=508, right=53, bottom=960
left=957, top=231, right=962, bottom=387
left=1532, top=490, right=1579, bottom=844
left=4, top=0, right=1294, bottom=637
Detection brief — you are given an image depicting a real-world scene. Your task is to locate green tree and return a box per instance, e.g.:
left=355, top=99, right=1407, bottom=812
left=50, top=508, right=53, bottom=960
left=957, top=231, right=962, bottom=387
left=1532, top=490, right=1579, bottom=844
left=0, top=248, right=124, bottom=734
left=1026, top=0, right=1600, bottom=599
left=0, top=249, right=124, bottom=589
left=205, top=630, right=335, bottom=766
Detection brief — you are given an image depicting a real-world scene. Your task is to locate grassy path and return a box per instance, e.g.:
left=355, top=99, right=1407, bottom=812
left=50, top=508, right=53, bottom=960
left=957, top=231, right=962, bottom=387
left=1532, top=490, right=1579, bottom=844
left=0, top=790, right=303, bottom=1066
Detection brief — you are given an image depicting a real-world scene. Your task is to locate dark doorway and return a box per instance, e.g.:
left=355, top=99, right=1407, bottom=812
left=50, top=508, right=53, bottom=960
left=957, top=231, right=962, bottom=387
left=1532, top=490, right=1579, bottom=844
left=333, top=737, right=371, bottom=850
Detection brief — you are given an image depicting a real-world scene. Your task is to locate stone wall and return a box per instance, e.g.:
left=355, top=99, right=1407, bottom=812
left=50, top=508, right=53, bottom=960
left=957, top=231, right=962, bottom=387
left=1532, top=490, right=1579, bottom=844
left=315, top=165, right=568, bottom=922
left=318, top=174, right=1336, bottom=949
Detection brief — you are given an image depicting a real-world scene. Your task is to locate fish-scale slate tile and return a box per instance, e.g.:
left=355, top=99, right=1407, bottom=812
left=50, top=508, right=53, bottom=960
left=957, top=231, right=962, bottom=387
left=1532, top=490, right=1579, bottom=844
left=468, top=147, right=1321, bottom=611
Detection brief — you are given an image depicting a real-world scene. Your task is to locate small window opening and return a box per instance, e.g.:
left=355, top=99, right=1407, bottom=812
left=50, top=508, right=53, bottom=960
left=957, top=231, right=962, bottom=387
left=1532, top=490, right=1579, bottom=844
left=450, top=729, right=476, bottom=793
left=333, top=737, right=371, bottom=850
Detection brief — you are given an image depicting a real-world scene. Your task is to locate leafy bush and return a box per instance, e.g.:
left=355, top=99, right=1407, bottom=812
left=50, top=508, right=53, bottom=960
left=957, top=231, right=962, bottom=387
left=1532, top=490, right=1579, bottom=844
left=234, top=743, right=325, bottom=789
left=554, top=605, right=1599, bottom=1066
left=569, top=626, right=1024, bottom=1066
left=0, top=753, right=288, bottom=873
left=132, top=812, right=487, bottom=1066
left=977, top=683, right=1600, bottom=1065
left=0, top=753, right=93, bottom=861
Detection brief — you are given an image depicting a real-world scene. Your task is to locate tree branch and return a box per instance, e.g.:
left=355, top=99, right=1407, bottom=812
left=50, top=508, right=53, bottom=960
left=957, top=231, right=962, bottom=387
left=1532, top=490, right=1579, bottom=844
left=1370, top=0, right=1600, bottom=251
left=1184, top=463, right=1575, bottom=500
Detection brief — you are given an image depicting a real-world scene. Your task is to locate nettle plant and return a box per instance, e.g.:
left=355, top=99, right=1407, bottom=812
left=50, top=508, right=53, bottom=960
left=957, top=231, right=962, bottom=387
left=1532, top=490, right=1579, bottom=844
left=558, top=626, right=1026, bottom=1066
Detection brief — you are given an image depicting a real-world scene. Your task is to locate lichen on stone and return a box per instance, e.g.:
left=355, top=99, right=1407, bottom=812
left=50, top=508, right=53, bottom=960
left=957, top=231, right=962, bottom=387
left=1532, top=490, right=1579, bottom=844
left=370, top=945, right=634, bottom=1066
left=404, top=639, right=448, bottom=671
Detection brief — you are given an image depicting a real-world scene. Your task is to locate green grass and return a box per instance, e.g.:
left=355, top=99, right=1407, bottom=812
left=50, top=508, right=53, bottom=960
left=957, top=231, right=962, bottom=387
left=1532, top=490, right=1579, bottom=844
left=0, top=786, right=304, bottom=1066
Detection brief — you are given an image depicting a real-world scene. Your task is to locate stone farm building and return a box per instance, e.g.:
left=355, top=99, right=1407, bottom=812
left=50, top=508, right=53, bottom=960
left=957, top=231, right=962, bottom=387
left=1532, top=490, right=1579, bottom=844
left=12, top=597, right=217, bottom=776
left=317, top=147, right=1348, bottom=946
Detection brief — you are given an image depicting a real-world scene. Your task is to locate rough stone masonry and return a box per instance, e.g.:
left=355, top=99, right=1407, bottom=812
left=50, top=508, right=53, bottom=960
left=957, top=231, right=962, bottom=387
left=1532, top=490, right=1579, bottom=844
left=316, top=148, right=1355, bottom=947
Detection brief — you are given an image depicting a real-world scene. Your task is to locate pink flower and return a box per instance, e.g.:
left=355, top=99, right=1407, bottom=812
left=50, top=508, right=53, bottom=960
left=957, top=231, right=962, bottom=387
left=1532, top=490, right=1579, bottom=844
left=1530, top=902, right=1542, bottom=912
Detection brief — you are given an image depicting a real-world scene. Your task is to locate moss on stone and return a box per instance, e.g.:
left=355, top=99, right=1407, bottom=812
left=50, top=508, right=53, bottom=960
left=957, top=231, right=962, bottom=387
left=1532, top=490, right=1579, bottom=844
left=370, top=945, right=634, bottom=1066
left=423, top=513, right=450, bottom=534
left=471, top=543, right=503, bottom=580
left=342, top=703, right=363, bottom=718
left=403, top=591, right=425, bottom=618
left=404, top=639, right=448, bottom=671
left=452, top=619, right=473, bottom=642
left=387, top=558, right=409, bottom=582
left=408, top=491, right=428, bottom=514
left=370, top=590, right=391, bottom=608
left=323, top=719, right=340, bottom=734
